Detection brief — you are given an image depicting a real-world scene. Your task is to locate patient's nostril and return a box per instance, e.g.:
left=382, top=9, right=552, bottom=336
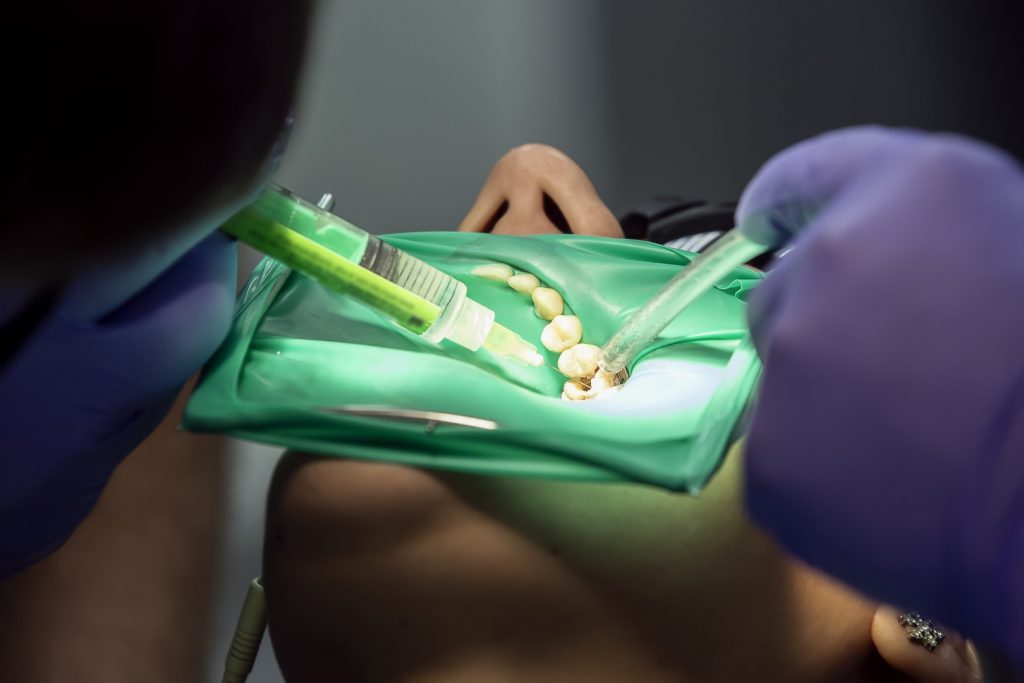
left=543, top=193, right=572, bottom=233
left=482, top=200, right=509, bottom=233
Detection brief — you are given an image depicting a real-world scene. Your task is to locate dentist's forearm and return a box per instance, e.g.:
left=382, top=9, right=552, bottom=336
left=0, top=380, right=227, bottom=682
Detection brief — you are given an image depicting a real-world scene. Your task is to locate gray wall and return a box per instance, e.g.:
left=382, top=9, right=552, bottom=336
left=276, top=0, right=616, bottom=233
left=277, top=0, right=1023, bottom=228
left=601, top=0, right=1024, bottom=208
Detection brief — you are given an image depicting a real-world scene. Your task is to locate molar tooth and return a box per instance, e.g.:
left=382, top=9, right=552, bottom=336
left=540, top=315, right=583, bottom=353
left=561, top=379, right=590, bottom=401
left=557, top=343, right=600, bottom=378
left=589, top=369, right=619, bottom=393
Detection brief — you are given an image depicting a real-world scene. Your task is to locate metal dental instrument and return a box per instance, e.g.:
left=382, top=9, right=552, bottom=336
left=319, top=405, right=499, bottom=431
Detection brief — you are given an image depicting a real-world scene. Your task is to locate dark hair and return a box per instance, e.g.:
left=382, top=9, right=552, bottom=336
left=2, top=1, right=314, bottom=279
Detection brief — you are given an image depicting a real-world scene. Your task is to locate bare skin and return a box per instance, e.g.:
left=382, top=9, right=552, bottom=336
left=266, top=449, right=868, bottom=683
left=459, top=144, right=622, bottom=238
left=262, top=145, right=979, bottom=683
left=0, top=380, right=227, bottom=682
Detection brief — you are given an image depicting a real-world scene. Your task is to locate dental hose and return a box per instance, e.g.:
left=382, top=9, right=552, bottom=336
left=599, top=229, right=768, bottom=373
left=598, top=199, right=815, bottom=374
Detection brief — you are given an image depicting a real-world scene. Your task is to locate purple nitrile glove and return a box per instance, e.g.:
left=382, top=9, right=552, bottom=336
left=0, top=231, right=236, bottom=577
left=737, top=126, right=1024, bottom=664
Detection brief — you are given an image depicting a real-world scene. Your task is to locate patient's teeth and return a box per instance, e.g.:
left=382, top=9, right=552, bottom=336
left=562, top=379, right=590, bottom=401
left=472, top=263, right=515, bottom=281
left=472, top=265, right=625, bottom=401
left=557, top=343, right=600, bottom=378
left=589, top=369, right=619, bottom=393
left=532, top=287, right=564, bottom=321
left=507, top=273, right=540, bottom=294
left=541, top=315, right=583, bottom=352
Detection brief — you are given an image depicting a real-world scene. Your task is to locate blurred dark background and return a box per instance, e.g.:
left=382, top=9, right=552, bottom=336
left=276, top=0, right=1023, bottom=230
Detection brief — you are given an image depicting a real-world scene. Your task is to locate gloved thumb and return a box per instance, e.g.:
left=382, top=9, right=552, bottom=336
left=736, top=126, right=927, bottom=246
left=738, top=126, right=928, bottom=350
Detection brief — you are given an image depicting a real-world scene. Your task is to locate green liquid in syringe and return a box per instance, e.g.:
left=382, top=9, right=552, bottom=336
left=262, top=184, right=462, bottom=342
left=231, top=184, right=542, bottom=366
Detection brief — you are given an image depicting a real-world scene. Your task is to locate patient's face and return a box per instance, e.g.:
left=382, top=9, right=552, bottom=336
left=262, top=146, right=978, bottom=683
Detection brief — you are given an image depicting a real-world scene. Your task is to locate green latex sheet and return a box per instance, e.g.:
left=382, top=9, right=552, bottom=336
left=184, top=232, right=763, bottom=492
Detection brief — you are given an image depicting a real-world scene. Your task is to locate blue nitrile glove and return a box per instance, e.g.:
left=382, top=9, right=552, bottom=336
left=736, top=126, right=1024, bottom=664
left=0, top=231, right=236, bottom=577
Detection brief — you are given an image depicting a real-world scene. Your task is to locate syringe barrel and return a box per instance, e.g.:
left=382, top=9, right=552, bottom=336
left=357, top=238, right=469, bottom=343
left=226, top=184, right=501, bottom=353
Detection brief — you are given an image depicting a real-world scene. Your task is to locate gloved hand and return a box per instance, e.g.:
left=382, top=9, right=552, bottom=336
left=0, top=231, right=237, bottom=577
left=737, top=126, right=1024, bottom=664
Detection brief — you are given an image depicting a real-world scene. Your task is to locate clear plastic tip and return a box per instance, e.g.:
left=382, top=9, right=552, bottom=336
left=434, top=295, right=542, bottom=366
left=482, top=322, right=544, bottom=366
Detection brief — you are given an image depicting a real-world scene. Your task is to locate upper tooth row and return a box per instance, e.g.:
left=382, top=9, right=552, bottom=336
left=471, top=262, right=625, bottom=400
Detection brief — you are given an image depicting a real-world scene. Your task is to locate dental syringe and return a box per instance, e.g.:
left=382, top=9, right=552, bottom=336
left=222, top=184, right=543, bottom=366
